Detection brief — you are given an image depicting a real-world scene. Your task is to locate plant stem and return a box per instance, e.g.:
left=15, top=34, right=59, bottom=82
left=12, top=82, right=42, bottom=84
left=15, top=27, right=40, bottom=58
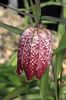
left=23, top=0, right=33, bottom=26
left=35, top=0, right=41, bottom=24
left=40, top=68, right=49, bottom=100
left=59, top=67, right=63, bottom=100
left=51, top=61, right=58, bottom=100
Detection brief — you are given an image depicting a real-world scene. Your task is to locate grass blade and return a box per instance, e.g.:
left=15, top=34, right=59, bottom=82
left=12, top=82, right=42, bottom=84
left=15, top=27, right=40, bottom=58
left=0, top=22, right=23, bottom=34
left=54, top=29, right=66, bottom=54
left=41, top=16, right=66, bottom=23
left=3, top=84, right=29, bottom=100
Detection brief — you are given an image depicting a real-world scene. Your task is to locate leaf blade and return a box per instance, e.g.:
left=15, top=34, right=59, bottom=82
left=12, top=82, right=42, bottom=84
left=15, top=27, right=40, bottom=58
left=0, top=22, right=23, bottom=34
left=40, top=68, right=49, bottom=100
left=3, top=84, right=29, bottom=100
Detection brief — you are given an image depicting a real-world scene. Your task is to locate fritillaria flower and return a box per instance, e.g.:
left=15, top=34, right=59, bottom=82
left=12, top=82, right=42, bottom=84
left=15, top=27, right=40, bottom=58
left=17, top=24, right=53, bottom=80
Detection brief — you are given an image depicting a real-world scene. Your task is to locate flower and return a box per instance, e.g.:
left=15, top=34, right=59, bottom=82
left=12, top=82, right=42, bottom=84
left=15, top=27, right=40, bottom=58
left=17, top=24, right=53, bottom=80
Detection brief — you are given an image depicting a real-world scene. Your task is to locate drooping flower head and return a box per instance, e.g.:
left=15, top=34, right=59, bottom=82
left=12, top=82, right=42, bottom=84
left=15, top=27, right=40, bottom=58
left=17, top=24, right=53, bottom=80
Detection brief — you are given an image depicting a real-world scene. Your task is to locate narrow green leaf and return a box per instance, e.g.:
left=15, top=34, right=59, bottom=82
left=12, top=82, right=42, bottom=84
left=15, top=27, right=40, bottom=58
left=40, top=1, right=65, bottom=8
left=3, top=84, right=29, bottom=100
left=41, top=16, right=66, bottom=23
left=0, top=22, right=23, bottom=34
left=54, top=52, right=64, bottom=78
left=58, top=24, right=65, bottom=38
left=54, top=32, right=66, bottom=54
left=41, top=20, right=56, bottom=24
left=54, top=44, right=66, bottom=54
left=40, top=68, right=49, bottom=100
left=54, top=11, right=65, bottom=80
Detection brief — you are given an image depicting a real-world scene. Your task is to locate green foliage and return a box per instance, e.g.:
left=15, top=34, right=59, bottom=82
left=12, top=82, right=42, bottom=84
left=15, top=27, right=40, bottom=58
left=0, top=22, right=23, bottom=34
left=40, top=68, right=49, bottom=100
left=0, top=0, right=66, bottom=100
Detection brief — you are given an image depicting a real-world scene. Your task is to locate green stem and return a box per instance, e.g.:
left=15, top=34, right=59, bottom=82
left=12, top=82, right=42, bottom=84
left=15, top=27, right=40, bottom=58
left=51, top=61, right=58, bottom=100
left=40, top=68, right=49, bottom=100
left=55, top=76, right=59, bottom=100
left=59, top=67, right=63, bottom=100
left=23, top=0, right=33, bottom=26
left=54, top=76, right=58, bottom=100
left=35, top=0, right=41, bottom=24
